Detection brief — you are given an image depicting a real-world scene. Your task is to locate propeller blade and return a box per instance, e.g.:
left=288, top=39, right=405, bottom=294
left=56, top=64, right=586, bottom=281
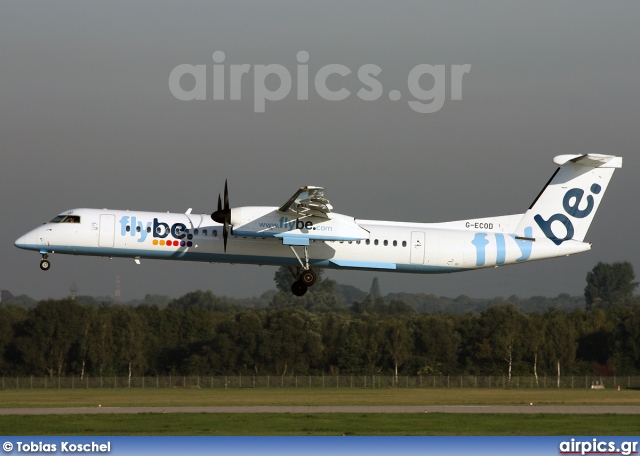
left=211, top=180, right=231, bottom=253
left=211, top=192, right=228, bottom=224
left=211, top=179, right=231, bottom=253
left=223, top=220, right=229, bottom=253
left=224, top=180, right=229, bottom=211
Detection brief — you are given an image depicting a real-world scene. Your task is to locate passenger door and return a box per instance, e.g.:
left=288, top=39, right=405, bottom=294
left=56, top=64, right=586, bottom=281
left=99, top=214, right=115, bottom=247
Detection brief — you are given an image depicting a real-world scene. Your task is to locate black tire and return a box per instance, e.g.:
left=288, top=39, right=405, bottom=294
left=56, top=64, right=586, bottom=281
left=40, top=259, right=51, bottom=271
left=291, top=280, right=308, bottom=297
left=300, top=270, right=316, bottom=286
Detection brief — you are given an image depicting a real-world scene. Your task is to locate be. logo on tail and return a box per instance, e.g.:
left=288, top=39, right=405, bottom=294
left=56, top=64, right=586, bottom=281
left=534, top=183, right=601, bottom=245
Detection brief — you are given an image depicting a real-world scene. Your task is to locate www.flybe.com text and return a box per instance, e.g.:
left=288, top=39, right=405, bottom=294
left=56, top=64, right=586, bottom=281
left=258, top=217, right=332, bottom=231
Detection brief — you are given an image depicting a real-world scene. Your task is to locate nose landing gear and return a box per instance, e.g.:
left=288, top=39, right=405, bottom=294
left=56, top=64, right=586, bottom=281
left=39, top=253, right=50, bottom=271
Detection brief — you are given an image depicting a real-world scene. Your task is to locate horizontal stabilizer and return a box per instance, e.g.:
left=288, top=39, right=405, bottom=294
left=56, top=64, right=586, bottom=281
left=553, top=154, right=622, bottom=168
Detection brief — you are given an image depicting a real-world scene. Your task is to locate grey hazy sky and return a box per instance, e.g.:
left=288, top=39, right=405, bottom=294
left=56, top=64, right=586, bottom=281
left=2, top=1, right=639, bottom=301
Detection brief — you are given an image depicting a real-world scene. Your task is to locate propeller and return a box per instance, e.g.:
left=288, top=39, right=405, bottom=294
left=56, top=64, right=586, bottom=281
left=211, top=180, right=231, bottom=252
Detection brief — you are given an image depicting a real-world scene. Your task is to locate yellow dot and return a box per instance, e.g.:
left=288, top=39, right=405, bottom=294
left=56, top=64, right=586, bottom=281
left=153, top=240, right=158, bottom=245
left=160, top=240, right=165, bottom=246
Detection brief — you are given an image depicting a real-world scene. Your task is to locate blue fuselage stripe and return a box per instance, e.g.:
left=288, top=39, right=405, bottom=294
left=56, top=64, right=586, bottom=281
left=16, top=243, right=469, bottom=274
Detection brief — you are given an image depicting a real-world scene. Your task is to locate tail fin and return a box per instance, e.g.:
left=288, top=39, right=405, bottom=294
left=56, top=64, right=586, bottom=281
left=515, top=154, right=622, bottom=245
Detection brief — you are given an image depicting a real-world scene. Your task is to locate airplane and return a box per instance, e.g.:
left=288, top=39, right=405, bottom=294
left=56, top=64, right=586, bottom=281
left=15, top=154, right=622, bottom=296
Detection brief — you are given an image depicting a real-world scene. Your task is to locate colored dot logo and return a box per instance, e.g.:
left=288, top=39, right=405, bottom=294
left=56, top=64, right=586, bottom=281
left=153, top=239, right=192, bottom=247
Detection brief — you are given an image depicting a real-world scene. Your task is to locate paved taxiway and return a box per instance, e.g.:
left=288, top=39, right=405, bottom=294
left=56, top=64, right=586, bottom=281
left=1, top=406, right=640, bottom=415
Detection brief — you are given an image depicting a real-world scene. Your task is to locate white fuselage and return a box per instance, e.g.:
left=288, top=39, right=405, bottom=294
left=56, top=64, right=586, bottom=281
left=14, top=207, right=591, bottom=274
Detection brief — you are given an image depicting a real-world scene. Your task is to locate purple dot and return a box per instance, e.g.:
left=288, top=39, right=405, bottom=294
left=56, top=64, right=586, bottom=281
left=187, top=241, right=193, bottom=247
left=180, top=241, right=186, bottom=247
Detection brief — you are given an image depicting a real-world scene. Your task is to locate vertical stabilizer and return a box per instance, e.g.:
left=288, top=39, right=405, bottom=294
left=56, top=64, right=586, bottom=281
left=515, top=154, right=622, bottom=245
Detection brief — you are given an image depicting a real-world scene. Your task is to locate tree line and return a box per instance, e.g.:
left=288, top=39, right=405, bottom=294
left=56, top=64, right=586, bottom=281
left=0, top=262, right=638, bottom=380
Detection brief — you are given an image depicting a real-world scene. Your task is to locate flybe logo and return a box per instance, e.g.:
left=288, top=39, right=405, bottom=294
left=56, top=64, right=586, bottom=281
left=118, top=216, right=194, bottom=246
left=534, top=183, right=601, bottom=245
left=472, top=228, right=533, bottom=267
left=258, top=217, right=333, bottom=232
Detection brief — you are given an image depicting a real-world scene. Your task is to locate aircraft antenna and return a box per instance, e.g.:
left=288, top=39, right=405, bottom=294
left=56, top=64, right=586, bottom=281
left=69, top=281, right=78, bottom=299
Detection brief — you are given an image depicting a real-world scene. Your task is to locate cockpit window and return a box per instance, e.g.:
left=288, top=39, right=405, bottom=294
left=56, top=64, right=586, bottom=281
left=50, top=215, right=81, bottom=223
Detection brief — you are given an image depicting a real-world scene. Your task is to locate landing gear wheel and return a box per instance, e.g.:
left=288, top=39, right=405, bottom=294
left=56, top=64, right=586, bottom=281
left=40, top=259, right=51, bottom=271
left=291, top=280, right=308, bottom=297
left=300, top=269, right=316, bottom=286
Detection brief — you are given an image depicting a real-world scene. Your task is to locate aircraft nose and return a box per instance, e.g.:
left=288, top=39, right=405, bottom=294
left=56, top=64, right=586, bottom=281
left=14, top=229, right=38, bottom=250
left=14, top=233, right=29, bottom=249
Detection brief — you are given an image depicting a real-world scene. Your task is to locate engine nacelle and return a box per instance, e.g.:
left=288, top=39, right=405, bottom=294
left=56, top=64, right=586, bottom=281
left=230, top=206, right=369, bottom=243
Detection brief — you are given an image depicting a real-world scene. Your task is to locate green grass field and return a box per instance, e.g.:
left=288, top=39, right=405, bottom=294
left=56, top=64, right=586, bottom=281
left=1, top=388, right=639, bottom=435
left=1, top=388, right=639, bottom=408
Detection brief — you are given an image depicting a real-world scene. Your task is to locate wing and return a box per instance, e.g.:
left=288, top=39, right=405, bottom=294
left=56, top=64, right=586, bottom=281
left=278, top=186, right=333, bottom=219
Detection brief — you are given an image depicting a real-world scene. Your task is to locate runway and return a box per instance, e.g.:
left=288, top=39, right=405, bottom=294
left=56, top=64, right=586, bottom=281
left=2, top=405, right=640, bottom=415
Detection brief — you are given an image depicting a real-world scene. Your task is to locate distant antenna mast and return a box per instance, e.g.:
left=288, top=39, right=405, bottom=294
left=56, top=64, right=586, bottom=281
left=115, top=274, right=122, bottom=301
left=69, top=281, right=78, bottom=299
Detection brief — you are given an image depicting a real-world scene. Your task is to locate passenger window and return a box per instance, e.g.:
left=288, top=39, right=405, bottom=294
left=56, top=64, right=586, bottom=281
left=194, top=229, right=199, bottom=236
left=213, top=230, right=218, bottom=237
left=126, top=226, right=131, bottom=232
left=203, top=229, right=208, bottom=236
left=136, top=226, right=141, bottom=232
left=384, top=240, right=388, bottom=246
left=366, top=239, right=370, bottom=245
left=402, top=241, right=407, bottom=247
left=393, top=240, right=397, bottom=247
left=147, top=227, right=151, bottom=233
left=374, top=240, right=379, bottom=246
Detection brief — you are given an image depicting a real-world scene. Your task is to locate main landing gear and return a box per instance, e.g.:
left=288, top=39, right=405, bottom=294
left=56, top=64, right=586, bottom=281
left=289, top=245, right=316, bottom=297
left=40, top=253, right=50, bottom=271
left=291, top=267, right=316, bottom=297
